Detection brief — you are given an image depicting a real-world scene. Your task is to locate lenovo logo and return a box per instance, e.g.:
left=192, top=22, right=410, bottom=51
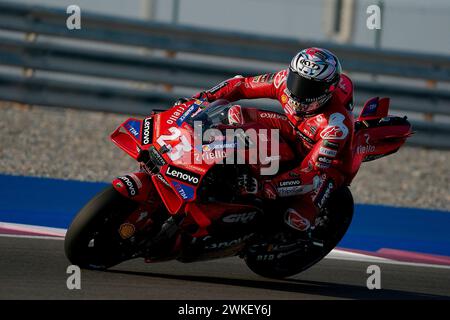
left=118, top=175, right=137, bottom=197
left=142, top=118, right=153, bottom=145
left=165, top=165, right=200, bottom=186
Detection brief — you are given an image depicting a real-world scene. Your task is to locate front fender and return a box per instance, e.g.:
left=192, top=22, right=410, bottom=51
left=112, top=172, right=155, bottom=203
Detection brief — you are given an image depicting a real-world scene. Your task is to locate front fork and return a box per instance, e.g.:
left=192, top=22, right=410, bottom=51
left=112, top=171, right=184, bottom=259
left=112, top=172, right=159, bottom=239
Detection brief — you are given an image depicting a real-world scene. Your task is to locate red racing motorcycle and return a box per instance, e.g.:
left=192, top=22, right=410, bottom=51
left=65, top=97, right=412, bottom=278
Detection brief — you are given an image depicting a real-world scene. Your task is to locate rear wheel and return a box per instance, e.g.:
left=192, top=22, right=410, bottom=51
left=245, top=186, right=354, bottom=279
left=64, top=186, right=140, bottom=269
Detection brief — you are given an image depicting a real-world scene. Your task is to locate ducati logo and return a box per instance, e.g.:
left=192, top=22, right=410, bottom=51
left=228, top=106, right=243, bottom=125
left=284, top=208, right=310, bottom=231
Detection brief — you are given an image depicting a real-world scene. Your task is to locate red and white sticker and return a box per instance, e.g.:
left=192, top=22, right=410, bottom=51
left=274, top=69, right=288, bottom=89
left=228, top=105, right=244, bottom=125
left=284, top=208, right=311, bottom=231
left=320, top=113, right=348, bottom=140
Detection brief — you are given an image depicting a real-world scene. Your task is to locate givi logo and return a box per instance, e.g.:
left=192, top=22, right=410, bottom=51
left=222, top=211, right=257, bottom=223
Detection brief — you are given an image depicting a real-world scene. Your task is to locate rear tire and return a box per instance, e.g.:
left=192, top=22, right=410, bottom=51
left=64, top=186, right=139, bottom=269
left=245, top=186, right=354, bottom=279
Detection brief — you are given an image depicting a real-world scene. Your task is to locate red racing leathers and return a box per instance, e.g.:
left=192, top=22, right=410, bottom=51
left=193, top=70, right=355, bottom=232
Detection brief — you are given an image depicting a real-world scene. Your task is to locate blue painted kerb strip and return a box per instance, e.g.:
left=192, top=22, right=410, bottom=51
left=0, top=174, right=449, bottom=256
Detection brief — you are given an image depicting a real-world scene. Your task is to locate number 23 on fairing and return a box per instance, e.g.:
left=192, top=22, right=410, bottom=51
left=156, top=127, right=192, bottom=161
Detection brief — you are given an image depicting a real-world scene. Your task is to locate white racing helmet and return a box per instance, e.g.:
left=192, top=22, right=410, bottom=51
left=286, top=48, right=342, bottom=115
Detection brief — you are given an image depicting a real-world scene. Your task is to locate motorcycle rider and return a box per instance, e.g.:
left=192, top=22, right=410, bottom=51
left=177, top=48, right=354, bottom=236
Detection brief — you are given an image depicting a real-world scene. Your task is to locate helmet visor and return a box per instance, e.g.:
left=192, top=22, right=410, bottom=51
left=286, top=68, right=334, bottom=102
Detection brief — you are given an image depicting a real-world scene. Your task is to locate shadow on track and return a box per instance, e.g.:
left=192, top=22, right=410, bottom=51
left=105, top=269, right=449, bottom=300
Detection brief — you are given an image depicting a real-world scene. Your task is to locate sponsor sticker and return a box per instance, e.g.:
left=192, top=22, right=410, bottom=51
left=228, top=105, right=243, bottom=124
left=323, top=140, right=339, bottom=149
left=277, top=185, right=305, bottom=197
left=148, top=146, right=167, bottom=166
left=117, top=175, right=138, bottom=197
left=172, top=181, right=195, bottom=200
left=260, top=112, right=288, bottom=120
left=314, top=179, right=334, bottom=209
left=278, top=179, right=301, bottom=187
left=141, top=117, right=153, bottom=145
left=362, top=97, right=379, bottom=116
left=284, top=209, right=310, bottom=231
left=176, top=101, right=201, bottom=126
left=167, top=105, right=187, bottom=125
left=125, top=120, right=141, bottom=138
left=197, top=141, right=236, bottom=153
left=118, top=223, right=135, bottom=239
left=319, top=146, right=337, bottom=157
left=166, top=165, right=201, bottom=186
left=357, top=144, right=376, bottom=154
left=197, top=150, right=227, bottom=163
left=222, top=211, right=257, bottom=223
left=156, top=173, right=171, bottom=187
left=320, top=113, right=349, bottom=140
left=274, top=70, right=288, bottom=89
left=128, top=173, right=142, bottom=188
left=357, top=133, right=376, bottom=154
left=317, top=156, right=332, bottom=164
left=204, top=233, right=254, bottom=250
left=316, top=162, right=331, bottom=169
left=208, top=81, right=228, bottom=94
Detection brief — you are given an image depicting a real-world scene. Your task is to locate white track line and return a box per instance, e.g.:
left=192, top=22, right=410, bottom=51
left=0, top=233, right=64, bottom=240
left=326, top=249, right=450, bottom=270
left=1, top=222, right=449, bottom=270
left=0, top=221, right=66, bottom=237
left=326, top=249, right=392, bottom=263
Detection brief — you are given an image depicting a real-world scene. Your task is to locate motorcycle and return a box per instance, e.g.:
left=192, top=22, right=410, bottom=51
left=65, top=96, right=412, bottom=278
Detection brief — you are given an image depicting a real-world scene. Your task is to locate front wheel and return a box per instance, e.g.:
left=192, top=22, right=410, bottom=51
left=245, top=186, right=354, bottom=279
left=64, top=186, right=139, bottom=269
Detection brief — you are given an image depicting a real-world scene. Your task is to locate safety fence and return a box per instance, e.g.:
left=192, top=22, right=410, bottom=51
left=0, top=2, right=449, bottom=148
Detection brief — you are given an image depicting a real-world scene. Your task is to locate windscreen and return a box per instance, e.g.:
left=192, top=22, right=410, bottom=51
left=186, top=99, right=231, bottom=131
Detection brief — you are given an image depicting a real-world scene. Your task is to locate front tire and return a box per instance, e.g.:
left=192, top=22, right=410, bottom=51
left=64, top=186, right=139, bottom=269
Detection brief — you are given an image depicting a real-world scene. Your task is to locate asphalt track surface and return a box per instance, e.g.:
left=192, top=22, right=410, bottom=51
left=0, top=236, right=449, bottom=300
